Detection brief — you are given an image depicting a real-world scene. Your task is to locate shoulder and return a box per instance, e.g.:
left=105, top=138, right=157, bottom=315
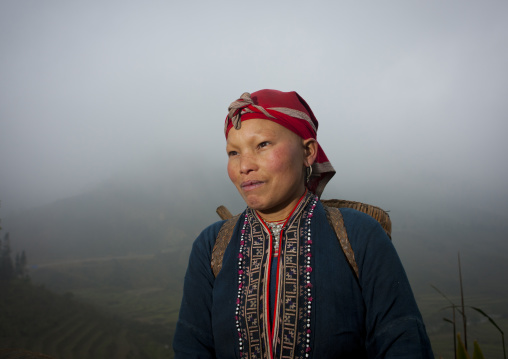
left=192, top=211, right=246, bottom=252
left=183, top=220, right=229, bottom=281
left=191, top=220, right=227, bottom=257
left=339, top=207, right=384, bottom=235
left=337, top=207, right=398, bottom=272
left=318, top=201, right=383, bottom=234
left=321, top=204, right=392, bottom=255
left=200, top=220, right=227, bottom=240
left=341, top=207, right=390, bottom=244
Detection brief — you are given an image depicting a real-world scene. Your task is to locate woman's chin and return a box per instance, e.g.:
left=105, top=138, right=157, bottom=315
left=242, top=193, right=300, bottom=216
left=240, top=193, right=261, bottom=208
left=244, top=200, right=266, bottom=211
left=247, top=201, right=284, bottom=217
left=243, top=197, right=271, bottom=212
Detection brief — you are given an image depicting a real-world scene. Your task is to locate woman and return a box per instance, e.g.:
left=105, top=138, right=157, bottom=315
left=173, top=90, right=433, bottom=358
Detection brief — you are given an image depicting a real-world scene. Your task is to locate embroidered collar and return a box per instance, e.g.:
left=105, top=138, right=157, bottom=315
left=235, top=192, right=318, bottom=358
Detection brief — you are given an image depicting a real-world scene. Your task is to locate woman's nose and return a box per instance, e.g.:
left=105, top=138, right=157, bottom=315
left=239, top=154, right=257, bottom=174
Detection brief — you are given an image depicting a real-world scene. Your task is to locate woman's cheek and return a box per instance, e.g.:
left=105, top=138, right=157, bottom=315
left=268, top=147, right=293, bottom=174
left=227, top=160, right=237, bottom=182
left=267, top=147, right=285, bottom=167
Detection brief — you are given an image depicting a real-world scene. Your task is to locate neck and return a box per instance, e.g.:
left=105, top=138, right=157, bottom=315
left=259, top=213, right=289, bottom=224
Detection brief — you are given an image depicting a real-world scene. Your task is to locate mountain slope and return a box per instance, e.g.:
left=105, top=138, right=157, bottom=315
left=0, top=279, right=172, bottom=358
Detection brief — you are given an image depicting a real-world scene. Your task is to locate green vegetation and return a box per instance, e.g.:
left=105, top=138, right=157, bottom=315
left=430, top=253, right=507, bottom=359
left=26, top=250, right=187, bottom=357
left=2, top=185, right=507, bottom=358
left=0, top=279, right=173, bottom=358
left=1, top=232, right=27, bottom=281
left=0, top=210, right=183, bottom=358
left=407, top=291, right=507, bottom=358
left=457, top=334, right=486, bottom=359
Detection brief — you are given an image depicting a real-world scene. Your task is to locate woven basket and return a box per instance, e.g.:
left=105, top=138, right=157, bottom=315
left=321, top=199, right=391, bottom=238
left=217, top=199, right=391, bottom=239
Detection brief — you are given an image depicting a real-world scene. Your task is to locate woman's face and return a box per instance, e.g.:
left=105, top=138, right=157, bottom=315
left=226, top=118, right=316, bottom=220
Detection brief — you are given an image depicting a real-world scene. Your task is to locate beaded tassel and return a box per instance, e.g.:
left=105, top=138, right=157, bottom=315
left=235, top=215, right=248, bottom=357
left=304, top=196, right=318, bottom=357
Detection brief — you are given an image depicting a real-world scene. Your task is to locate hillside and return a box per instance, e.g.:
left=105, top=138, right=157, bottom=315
left=2, top=161, right=507, bottom=358
left=5, top=158, right=243, bottom=265
left=0, top=279, right=173, bottom=359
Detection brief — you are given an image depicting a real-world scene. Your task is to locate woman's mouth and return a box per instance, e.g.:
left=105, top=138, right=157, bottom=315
left=241, top=180, right=264, bottom=192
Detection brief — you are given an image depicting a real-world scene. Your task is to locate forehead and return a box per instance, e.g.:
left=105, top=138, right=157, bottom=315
left=227, top=118, right=298, bottom=143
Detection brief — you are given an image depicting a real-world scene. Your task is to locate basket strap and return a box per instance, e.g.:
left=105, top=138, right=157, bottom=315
left=324, top=206, right=359, bottom=279
left=211, top=215, right=240, bottom=277
left=211, top=208, right=359, bottom=280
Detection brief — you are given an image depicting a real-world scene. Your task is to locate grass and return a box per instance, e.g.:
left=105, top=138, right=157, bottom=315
left=71, top=286, right=181, bottom=326
left=25, top=250, right=186, bottom=353
left=418, top=292, right=507, bottom=358
left=0, top=279, right=174, bottom=358
left=11, top=248, right=507, bottom=359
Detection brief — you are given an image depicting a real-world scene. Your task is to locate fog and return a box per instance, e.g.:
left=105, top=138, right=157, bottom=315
left=1, top=4, right=508, bottom=357
left=1, top=1, right=507, bottom=219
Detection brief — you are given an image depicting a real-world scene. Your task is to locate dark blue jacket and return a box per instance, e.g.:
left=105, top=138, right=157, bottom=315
left=173, top=201, right=434, bottom=358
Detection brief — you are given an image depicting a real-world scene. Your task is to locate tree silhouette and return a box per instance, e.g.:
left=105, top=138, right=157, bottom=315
left=14, top=250, right=28, bottom=278
left=0, top=207, right=28, bottom=281
left=0, top=232, right=14, bottom=281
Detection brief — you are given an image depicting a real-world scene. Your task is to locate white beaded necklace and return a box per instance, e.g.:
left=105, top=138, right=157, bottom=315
left=265, top=220, right=285, bottom=253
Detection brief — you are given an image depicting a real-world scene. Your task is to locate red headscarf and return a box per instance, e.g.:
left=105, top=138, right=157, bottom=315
left=224, top=89, right=335, bottom=198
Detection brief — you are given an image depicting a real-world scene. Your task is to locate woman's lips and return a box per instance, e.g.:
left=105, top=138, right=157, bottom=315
left=241, top=180, right=264, bottom=192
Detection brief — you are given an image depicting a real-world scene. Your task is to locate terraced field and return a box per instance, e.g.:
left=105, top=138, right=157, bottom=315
left=6, top=248, right=506, bottom=358
left=0, top=280, right=173, bottom=358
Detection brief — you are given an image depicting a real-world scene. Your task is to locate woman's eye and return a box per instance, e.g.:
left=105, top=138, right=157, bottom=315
left=258, top=141, right=270, bottom=149
left=228, top=150, right=238, bottom=157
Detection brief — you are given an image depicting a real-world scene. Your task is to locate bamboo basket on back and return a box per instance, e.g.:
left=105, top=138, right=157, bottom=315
left=217, top=199, right=392, bottom=239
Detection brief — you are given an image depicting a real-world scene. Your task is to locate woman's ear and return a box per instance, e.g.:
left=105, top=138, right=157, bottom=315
left=303, top=138, right=318, bottom=167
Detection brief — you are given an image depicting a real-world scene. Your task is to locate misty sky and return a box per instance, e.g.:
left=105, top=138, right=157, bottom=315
left=1, top=1, right=507, bottom=214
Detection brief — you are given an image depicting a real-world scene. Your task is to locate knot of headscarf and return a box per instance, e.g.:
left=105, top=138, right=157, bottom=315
left=224, top=89, right=335, bottom=198
left=227, top=92, right=275, bottom=131
left=225, top=92, right=317, bottom=135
